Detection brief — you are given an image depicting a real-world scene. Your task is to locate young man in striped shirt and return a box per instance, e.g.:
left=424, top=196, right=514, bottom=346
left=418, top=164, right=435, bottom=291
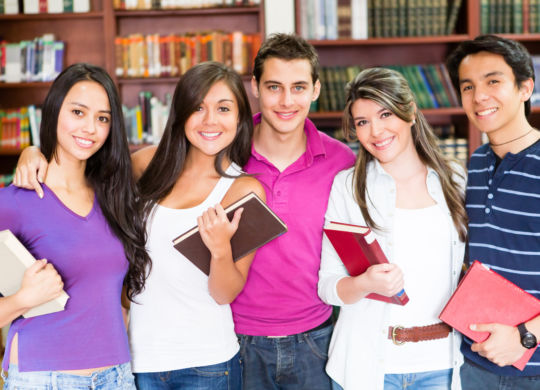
left=447, top=35, right=540, bottom=389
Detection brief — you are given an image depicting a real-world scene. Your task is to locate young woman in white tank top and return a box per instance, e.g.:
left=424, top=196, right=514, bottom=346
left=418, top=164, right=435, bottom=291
left=318, top=68, right=468, bottom=390
left=129, top=62, right=265, bottom=389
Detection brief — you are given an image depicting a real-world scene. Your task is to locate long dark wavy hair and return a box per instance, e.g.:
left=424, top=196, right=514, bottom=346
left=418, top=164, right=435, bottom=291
left=138, top=61, right=253, bottom=219
left=40, top=63, right=151, bottom=301
left=343, top=67, right=468, bottom=242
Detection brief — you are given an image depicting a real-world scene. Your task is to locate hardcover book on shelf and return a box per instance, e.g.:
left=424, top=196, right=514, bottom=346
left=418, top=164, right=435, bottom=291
left=439, top=260, right=540, bottom=371
left=323, top=221, right=409, bottom=305
left=0, top=230, right=69, bottom=318
left=173, top=192, right=287, bottom=276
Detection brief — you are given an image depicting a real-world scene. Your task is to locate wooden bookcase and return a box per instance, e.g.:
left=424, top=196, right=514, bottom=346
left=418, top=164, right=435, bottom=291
left=295, top=0, right=540, bottom=156
left=0, top=0, right=264, bottom=175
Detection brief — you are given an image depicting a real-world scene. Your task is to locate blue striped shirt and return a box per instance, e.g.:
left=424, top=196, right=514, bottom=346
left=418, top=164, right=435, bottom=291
left=461, top=140, right=540, bottom=376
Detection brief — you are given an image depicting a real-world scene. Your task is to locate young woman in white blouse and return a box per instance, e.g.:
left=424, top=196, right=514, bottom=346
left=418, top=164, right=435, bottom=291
left=319, top=67, right=468, bottom=390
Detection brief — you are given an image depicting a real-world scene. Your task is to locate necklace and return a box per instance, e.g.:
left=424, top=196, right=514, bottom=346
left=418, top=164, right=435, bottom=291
left=489, top=128, right=535, bottom=147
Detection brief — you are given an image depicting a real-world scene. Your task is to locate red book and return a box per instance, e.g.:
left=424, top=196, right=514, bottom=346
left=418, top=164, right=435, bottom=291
left=323, top=221, right=409, bottom=305
left=439, top=260, right=540, bottom=371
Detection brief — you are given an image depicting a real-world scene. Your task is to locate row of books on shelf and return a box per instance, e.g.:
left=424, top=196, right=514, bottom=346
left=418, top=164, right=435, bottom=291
left=115, top=31, right=261, bottom=78
left=480, top=0, right=540, bottom=34
left=299, top=0, right=463, bottom=40
left=123, top=91, right=171, bottom=145
left=0, top=106, right=41, bottom=152
left=313, top=63, right=459, bottom=113
left=0, top=173, right=13, bottom=187
left=1, top=0, right=90, bottom=14
left=0, top=35, right=64, bottom=83
left=113, top=0, right=260, bottom=10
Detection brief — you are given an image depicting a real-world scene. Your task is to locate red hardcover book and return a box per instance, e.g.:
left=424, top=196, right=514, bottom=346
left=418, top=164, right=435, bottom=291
left=323, top=221, right=409, bottom=305
left=439, top=260, right=540, bottom=371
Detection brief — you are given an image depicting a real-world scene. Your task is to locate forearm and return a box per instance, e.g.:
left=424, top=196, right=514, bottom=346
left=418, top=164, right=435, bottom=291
left=0, top=294, right=31, bottom=328
left=207, top=249, right=247, bottom=305
left=336, top=275, right=369, bottom=304
left=525, top=315, right=540, bottom=341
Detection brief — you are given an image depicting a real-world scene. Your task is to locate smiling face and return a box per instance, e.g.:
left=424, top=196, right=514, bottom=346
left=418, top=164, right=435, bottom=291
left=458, top=51, right=533, bottom=140
left=252, top=57, right=320, bottom=137
left=185, top=80, right=239, bottom=158
left=352, top=98, right=416, bottom=167
left=55, top=81, right=111, bottom=165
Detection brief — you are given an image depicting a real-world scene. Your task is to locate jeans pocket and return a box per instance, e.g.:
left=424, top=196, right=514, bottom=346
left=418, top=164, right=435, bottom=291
left=304, top=326, right=333, bottom=360
left=191, top=361, right=230, bottom=378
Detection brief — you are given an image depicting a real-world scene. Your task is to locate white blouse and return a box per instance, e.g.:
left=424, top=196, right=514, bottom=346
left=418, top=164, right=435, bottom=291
left=318, top=160, right=466, bottom=390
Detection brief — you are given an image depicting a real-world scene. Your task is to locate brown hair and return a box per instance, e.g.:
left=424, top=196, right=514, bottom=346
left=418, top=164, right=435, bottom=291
left=343, top=67, right=467, bottom=241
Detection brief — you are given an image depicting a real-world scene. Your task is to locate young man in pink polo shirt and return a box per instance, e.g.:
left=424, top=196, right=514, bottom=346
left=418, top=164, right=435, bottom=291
left=231, top=33, right=356, bottom=389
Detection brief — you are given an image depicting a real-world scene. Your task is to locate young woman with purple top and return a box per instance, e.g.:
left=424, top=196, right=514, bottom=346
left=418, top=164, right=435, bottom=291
left=13, top=61, right=265, bottom=390
left=0, top=63, right=150, bottom=389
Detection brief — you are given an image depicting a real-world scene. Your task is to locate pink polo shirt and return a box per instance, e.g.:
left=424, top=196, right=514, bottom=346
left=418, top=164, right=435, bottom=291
left=231, top=113, right=356, bottom=336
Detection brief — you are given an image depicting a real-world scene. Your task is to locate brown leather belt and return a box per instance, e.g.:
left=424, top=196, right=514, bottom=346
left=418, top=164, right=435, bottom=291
left=388, top=322, right=452, bottom=345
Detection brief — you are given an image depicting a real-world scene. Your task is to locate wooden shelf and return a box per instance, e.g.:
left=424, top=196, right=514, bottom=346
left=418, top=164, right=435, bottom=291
left=0, top=12, right=103, bottom=20
left=309, top=35, right=469, bottom=46
left=117, top=75, right=253, bottom=84
left=114, top=6, right=259, bottom=17
left=0, top=82, right=53, bottom=88
left=0, top=149, right=23, bottom=156
left=309, top=107, right=466, bottom=120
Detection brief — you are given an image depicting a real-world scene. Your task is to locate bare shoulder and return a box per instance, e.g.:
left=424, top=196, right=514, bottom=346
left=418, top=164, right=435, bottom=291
left=132, top=145, right=158, bottom=180
left=223, top=175, right=266, bottom=206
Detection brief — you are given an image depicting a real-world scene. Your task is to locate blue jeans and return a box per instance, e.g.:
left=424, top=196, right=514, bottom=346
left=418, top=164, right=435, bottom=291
left=133, top=352, right=242, bottom=390
left=384, top=369, right=452, bottom=390
left=332, top=369, right=452, bottom=390
left=461, top=359, right=540, bottom=390
left=2, top=362, right=135, bottom=390
left=238, top=322, right=333, bottom=390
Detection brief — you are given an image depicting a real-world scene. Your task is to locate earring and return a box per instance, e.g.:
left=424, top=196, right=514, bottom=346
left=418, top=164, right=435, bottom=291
left=412, top=119, right=416, bottom=126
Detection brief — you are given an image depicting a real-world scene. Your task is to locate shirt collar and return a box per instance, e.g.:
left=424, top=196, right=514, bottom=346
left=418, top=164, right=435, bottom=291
left=251, top=113, right=327, bottom=164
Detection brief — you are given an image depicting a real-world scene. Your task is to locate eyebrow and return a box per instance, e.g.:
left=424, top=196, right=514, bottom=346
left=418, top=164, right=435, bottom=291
left=459, top=71, right=505, bottom=85
left=68, top=102, right=111, bottom=114
left=263, top=80, right=309, bottom=85
left=353, top=107, right=387, bottom=120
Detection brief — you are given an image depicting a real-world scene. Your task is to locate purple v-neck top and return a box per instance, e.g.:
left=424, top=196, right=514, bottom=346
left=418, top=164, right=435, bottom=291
left=0, top=184, right=130, bottom=372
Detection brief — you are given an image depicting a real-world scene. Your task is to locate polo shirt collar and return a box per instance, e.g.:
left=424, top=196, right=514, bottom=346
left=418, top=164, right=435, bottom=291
left=251, top=112, right=327, bottom=165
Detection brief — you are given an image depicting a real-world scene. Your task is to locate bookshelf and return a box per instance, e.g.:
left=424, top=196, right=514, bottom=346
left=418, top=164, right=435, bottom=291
left=295, top=0, right=540, bottom=157
left=0, top=0, right=264, bottom=175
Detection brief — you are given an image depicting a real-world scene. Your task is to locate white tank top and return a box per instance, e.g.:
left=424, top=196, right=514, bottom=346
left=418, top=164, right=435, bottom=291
left=129, top=163, right=242, bottom=373
left=384, top=204, right=454, bottom=374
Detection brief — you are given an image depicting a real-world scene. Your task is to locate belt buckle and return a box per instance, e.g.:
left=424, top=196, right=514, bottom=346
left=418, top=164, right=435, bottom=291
left=391, top=325, right=405, bottom=346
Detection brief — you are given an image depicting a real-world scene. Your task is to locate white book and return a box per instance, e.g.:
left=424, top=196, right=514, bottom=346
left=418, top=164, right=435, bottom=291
left=23, top=0, right=39, bottom=14
left=73, top=0, right=90, bottom=12
left=27, top=105, right=40, bottom=147
left=5, top=43, right=22, bottom=83
left=351, top=0, right=368, bottom=39
left=0, top=230, right=69, bottom=318
left=4, top=0, right=19, bottom=14
left=47, top=0, right=64, bottom=13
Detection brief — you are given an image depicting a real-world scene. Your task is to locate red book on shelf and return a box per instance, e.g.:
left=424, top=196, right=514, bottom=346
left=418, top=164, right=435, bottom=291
left=323, top=221, right=409, bottom=305
left=439, top=260, right=540, bottom=371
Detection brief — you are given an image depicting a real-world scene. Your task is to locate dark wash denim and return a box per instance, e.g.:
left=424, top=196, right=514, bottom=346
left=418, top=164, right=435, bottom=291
left=237, top=323, right=333, bottom=390
left=461, top=359, right=540, bottom=390
left=133, top=352, right=242, bottom=390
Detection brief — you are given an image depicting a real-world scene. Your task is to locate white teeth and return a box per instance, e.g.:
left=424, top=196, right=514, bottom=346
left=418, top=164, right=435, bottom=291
left=75, top=137, right=92, bottom=146
left=374, top=138, right=392, bottom=147
left=278, top=112, right=294, bottom=118
left=201, top=132, right=220, bottom=137
left=477, top=108, right=497, bottom=116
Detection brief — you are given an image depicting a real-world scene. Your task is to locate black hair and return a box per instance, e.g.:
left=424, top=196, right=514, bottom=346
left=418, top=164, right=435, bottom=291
left=40, top=62, right=151, bottom=301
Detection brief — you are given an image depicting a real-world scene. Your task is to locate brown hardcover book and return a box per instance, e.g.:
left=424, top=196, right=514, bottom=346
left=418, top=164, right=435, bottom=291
left=172, top=192, right=287, bottom=276
left=0, top=230, right=69, bottom=318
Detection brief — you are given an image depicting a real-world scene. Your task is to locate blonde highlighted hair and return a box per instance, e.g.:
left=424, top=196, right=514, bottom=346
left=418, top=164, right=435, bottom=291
left=343, top=67, right=467, bottom=241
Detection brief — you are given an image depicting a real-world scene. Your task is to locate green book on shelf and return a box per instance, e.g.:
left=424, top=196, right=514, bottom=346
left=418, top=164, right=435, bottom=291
left=447, top=0, right=464, bottom=35
left=513, top=0, right=523, bottom=34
